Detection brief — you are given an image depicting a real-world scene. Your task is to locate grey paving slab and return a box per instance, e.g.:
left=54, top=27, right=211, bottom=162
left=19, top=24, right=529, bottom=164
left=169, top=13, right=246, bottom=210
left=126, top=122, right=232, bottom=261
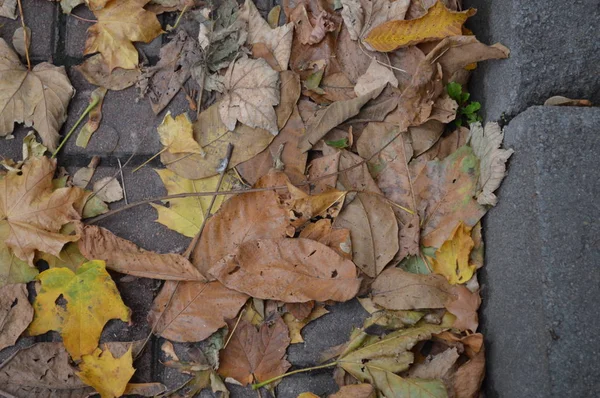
left=464, top=0, right=600, bottom=121
left=482, top=106, right=600, bottom=398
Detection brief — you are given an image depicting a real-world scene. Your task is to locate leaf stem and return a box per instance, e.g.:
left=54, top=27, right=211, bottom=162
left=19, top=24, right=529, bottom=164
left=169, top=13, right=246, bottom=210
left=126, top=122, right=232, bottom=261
left=168, top=4, right=189, bottom=31
left=70, top=13, right=97, bottom=23
left=52, top=95, right=101, bottom=158
left=16, top=0, right=30, bottom=70
left=251, top=361, right=338, bottom=390
left=132, top=147, right=169, bottom=173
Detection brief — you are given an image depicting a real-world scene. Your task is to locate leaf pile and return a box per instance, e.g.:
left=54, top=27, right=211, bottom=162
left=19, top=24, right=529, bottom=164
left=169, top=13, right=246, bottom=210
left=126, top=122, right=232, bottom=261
left=0, top=0, right=513, bottom=397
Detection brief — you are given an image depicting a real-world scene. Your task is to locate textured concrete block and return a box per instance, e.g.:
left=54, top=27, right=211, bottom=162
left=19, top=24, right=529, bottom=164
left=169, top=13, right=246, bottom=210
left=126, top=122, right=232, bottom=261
left=464, top=0, right=600, bottom=120
left=482, top=106, right=600, bottom=398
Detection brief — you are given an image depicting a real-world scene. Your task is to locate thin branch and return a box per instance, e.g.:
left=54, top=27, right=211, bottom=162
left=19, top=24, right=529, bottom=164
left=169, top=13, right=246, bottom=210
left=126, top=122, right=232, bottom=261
left=251, top=361, right=338, bottom=390
left=16, top=0, right=30, bottom=70
left=132, top=147, right=168, bottom=173
left=69, top=13, right=97, bottom=23
left=117, top=158, right=128, bottom=205
left=223, top=308, right=245, bottom=349
left=358, top=42, right=407, bottom=74
left=52, top=95, right=101, bottom=158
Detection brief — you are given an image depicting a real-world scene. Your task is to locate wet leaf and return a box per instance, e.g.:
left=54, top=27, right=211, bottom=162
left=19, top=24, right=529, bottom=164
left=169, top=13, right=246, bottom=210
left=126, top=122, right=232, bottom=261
left=365, top=1, right=476, bottom=52
left=0, top=283, right=33, bottom=351
left=209, top=238, right=361, bottom=302
left=75, top=54, right=141, bottom=91
left=432, top=222, right=476, bottom=284
left=0, top=39, right=75, bottom=150
left=77, top=346, right=136, bottom=398
left=85, top=0, right=163, bottom=71
left=28, top=260, right=131, bottom=359
left=445, top=285, right=480, bottom=332
left=218, top=315, right=291, bottom=385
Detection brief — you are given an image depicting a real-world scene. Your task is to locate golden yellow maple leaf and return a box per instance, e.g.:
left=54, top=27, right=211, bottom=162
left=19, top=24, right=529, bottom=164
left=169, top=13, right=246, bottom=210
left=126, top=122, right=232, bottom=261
left=151, top=169, right=233, bottom=237
left=77, top=346, right=136, bottom=398
left=28, top=260, right=131, bottom=359
left=432, top=222, right=476, bottom=284
left=84, top=0, right=163, bottom=71
left=365, top=1, right=476, bottom=52
left=157, top=112, right=205, bottom=155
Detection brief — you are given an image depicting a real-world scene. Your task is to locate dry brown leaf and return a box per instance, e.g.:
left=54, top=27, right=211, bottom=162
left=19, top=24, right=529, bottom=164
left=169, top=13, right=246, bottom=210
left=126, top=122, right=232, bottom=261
left=75, top=54, right=141, bottom=91
left=544, top=95, right=593, bottom=107
left=287, top=186, right=347, bottom=227
left=354, top=58, right=399, bottom=97
left=445, top=285, right=481, bottom=332
left=0, top=283, right=33, bottom=351
left=286, top=301, right=314, bottom=321
left=308, top=151, right=340, bottom=193
left=85, top=0, right=163, bottom=71
left=210, top=238, right=361, bottom=302
left=408, top=347, right=460, bottom=379
left=408, top=119, right=445, bottom=156
left=12, top=26, right=31, bottom=59
left=0, top=157, right=80, bottom=265
left=330, top=384, right=376, bottom=398
left=420, top=125, right=470, bottom=161
left=78, top=225, right=205, bottom=281
left=218, top=315, right=291, bottom=385
left=283, top=304, right=328, bottom=343
left=92, top=176, right=123, bottom=203
left=299, top=219, right=353, bottom=259
left=0, top=0, right=17, bottom=19
left=0, top=39, right=74, bottom=151
left=341, top=0, right=410, bottom=41
left=148, top=280, right=248, bottom=342
left=219, top=57, right=280, bottom=134
left=453, top=345, right=485, bottom=398
left=371, top=267, right=454, bottom=310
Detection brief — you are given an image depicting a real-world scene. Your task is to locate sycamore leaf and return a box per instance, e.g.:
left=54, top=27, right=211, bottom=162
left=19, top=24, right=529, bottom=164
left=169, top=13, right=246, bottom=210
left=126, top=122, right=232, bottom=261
left=93, top=176, right=123, bottom=203
left=365, top=1, right=476, bottom=52
left=283, top=304, right=329, bottom=343
left=0, top=283, right=33, bottom=351
left=219, top=57, right=280, bottom=134
left=0, top=157, right=80, bottom=265
left=371, top=268, right=454, bottom=310
left=75, top=54, right=141, bottom=91
left=0, top=0, right=17, bottom=19
left=354, top=58, right=399, bottom=96
left=0, top=39, right=75, bottom=150
left=151, top=168, right=233, bottom=237
left=330, top=384, right=376, bottom=398
left=445, top=285, right=481, bottom=332
left=469, top=122, right=514, bottom=206
left=78, top=224, right=205, bottom=281
left=28, top=260, right=131, bottom=359
left=432, top=222, right=476, bottom=284
left=84, top=0, right=163, bottom=71
left=77, top=346, right=135, bottom=398
left=148, top=280, right=248, bottom=342
left=218, top=315, right=291, bottom=385
left=341, top=0, right=410, bottom=42
left=209, top=238, right=361, bottom=302
left=157, top=112, right=205, bottom=155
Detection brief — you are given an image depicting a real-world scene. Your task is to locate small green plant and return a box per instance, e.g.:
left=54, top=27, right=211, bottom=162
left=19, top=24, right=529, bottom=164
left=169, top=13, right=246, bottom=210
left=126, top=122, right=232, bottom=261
left=446, top=82, right=482, bottom=127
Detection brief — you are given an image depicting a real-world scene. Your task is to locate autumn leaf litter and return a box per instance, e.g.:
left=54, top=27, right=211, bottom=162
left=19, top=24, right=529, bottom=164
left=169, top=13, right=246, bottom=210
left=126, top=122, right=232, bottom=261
left=0, top=0, right=513, bottom=397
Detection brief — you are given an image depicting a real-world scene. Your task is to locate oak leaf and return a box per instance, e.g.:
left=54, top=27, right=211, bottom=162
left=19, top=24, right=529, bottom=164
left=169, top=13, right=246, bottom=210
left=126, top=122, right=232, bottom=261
left=28, top=260, right=131, bottom=359
left=432, top=222, right=476, bottom=284
left=341, top=0, right=410, bottom=41
left=151, top=168, right=233, bottom=237
left=0, top=39, right=75, bottom=150
left=77, top=346, right=136, bottom=398
left=78, top=224, right=205, bottom=281
left=0, top=157, right=80, bottom=266
left=371, top=268, right=454, bottom=310
left=469, top=122, right=513, bottom=206
left=445, top=285, right=481, bottom=332
left=209, top=238, right=361, bottom=302
left=148, top=280, right=248, bottom=342
left=219, top=57, right=280, bottom=134
left=365, top=1, right=476, bottom=52
left=218, top=315, right=291, bottom=385
left=0, top=283, right=33, bottom=351
left=84, top=0, right=163, bottom=71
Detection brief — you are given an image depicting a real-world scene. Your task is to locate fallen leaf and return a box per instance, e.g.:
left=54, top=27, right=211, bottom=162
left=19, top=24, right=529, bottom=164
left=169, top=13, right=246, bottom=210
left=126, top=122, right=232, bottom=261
left=75, top=54, right=141, bottom=91
left=308, top=151, right=340, bottom=193
left=409, top=119, right=446, bottom=156
left=287, top=186, right=347, bottom=227
left=157, top=112, right=204, bottom=155
left=285, top=301, right=314, bottom=321
left=445, top=285, right=480, bottom=332
left=137, top=30, right=201, bottom=114
left=544, top=95, right=593, bottom=107
left=283, top=304, right=329, bottom=343
left=219, top=57, right=280, bottom=134
left=76, top=87, right=107, bottom=148
left=28, top=260, right=131, bottom=359
left=0, top=157, right=80, bottom=266
left=409, top=347, right=459, bottom=379
left=148, top=280, right=248, bottom=342
left=371, top=267, right=454, bottom=310
left=354, top=58, right=399, bottom=97
left=123, top=383, right=168, bottom=397
left=210, top=238, right=361, bottom=302
left=469, top=122, right=513, bottom=206
left=0, top=0, right=17, bottom=19
left=365, top=1, right=476, bottom=52
left=161, top=70, right=300, bottom=180
left=0, top=224, right=39, bottom=287
left=37, top=239, right=88, bottom=271
left=298, top=393, right=320, bottom=398
left=12, top=26, right=31, bottom=59
left=299, top=219, right=353, bottom=259
left=151, top=168, right=233, bottom=237
left=358, top=297, right=426, bottom=329
left=78, top=224, right=205, bottom=281
left=73, top=156, right=100, bottom=189
left=368, top=368, right=448, bottom=398
left=0, top=39, right=75, bottom=150
left=341, top=0, right=410, bottom=41
left=453, top=345, right=485, bottom=398
left=77, top=346, right=136, bottom=398
left=330, top=384, right=376, bottom=398
left=218, top=315, right=291, bottom=385
left=85, top=0, right=163, bottom=71
left=432, top=222, right=476, bottom=284
left=93, top=176, right=123, bottom=203
left=420, top=125, right=470, bottom=162
left=0, top=283, right=33, bottom=351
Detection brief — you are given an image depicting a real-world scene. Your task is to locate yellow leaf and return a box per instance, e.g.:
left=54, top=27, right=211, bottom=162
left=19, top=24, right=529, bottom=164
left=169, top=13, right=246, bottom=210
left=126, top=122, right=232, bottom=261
left=28, top=260, right=131, bottom=359
left=365, top=1, right=476, bottom=52
left=77, top=346, right=136, bottom=398
left=157, top=112, right=205, bottom=155
left=432, top=222, right=476, bottom=284
left=297, top=393, right=320, bottom=398
left=283, top=305, right=329, bottom=344
left=84, top=0, right=163, bottom=71
left=151, top=169, right=233, bottom=237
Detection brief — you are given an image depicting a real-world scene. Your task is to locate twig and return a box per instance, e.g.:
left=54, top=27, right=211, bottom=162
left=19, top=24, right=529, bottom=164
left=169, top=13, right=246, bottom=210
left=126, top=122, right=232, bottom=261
left=16, top=0, right=30, bottom=70
left=70, top=13, right=97, bottom=23
left=251, top=361, right=338, bottom=389
left=117, top=158, right=128, bottom=205
left=168, top=4, right=189, bottom=31
left=52, top=95, right=101, bottom=158
left=358, top=42, right=407, bottom=74
left=223, top=308, right=245, bottom=349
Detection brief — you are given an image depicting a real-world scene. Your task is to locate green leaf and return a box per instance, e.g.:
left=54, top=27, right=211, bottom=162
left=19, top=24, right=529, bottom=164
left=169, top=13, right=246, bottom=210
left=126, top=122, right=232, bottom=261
left=463, top=101, right=481, bottom=114
left=398, top=247, right=436, bottom=274
left=446, top=82, right=462, bottom=102
left=326, top=138, right=349, bottom=149
left=461, top=92, right=470, bottom=103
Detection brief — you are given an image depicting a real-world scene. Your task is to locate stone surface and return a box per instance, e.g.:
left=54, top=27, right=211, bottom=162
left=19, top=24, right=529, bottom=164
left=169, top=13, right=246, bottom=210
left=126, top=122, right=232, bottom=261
left=482, top=106, right=600, bottom=398
left=464, top=0, right=600, bottom=121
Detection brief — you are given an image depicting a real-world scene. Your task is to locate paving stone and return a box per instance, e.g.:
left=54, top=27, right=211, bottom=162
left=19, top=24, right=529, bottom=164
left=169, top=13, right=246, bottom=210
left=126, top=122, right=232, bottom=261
left=464, top=0, right=600, bottom=120
left=482, top=106, right=600, bottom=398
